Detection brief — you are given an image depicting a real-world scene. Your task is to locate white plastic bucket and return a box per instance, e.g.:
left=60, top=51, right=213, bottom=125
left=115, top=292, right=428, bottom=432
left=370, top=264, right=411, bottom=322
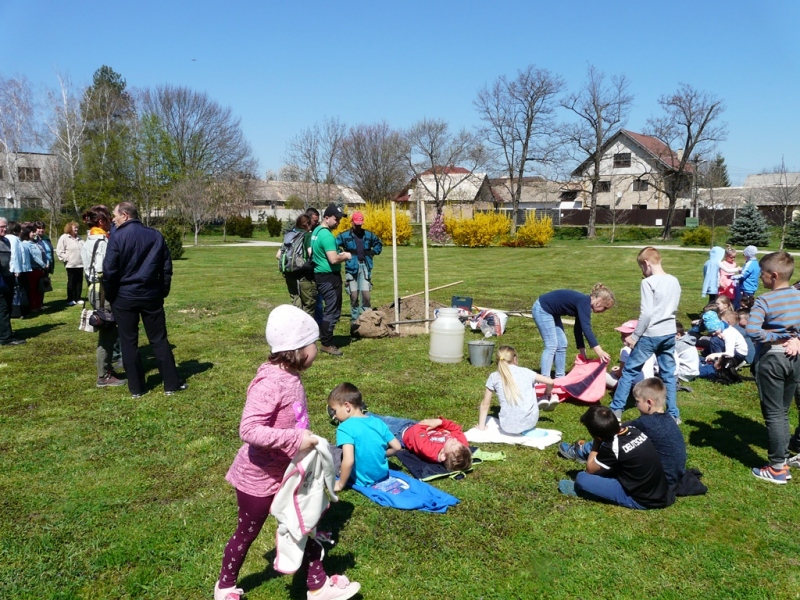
left=429, top=307, right=465, bottom=363
left=468, top=340, right=495, bottom=366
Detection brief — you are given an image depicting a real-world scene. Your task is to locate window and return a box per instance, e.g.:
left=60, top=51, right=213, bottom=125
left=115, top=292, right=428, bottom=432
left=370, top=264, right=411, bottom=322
left=634, top=204, right=648, bottom=210
left=613, top=153, right=631, bottom=168
left=559, top=191, right=578, bottom=202
left=19, top=196, right=42, bottom=209
left=596, top=181, right=611, bottom=193
left=17, top=167, right=41, bottom=182
left=633, top=179, right=648, bottom=191
left=0, top=166, right=4, bottom=180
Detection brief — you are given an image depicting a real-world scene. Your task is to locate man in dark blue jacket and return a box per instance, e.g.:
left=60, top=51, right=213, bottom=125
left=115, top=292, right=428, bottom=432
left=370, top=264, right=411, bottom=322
left=103, top=202, right=184, bottom=398
left=335, top=211, right=382, bottom=323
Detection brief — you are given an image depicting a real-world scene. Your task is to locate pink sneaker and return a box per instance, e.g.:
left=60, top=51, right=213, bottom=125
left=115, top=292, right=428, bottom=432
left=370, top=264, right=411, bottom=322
left=214, top=581, right=244, bottom=600
left=307, top=575, right=361, bottom=600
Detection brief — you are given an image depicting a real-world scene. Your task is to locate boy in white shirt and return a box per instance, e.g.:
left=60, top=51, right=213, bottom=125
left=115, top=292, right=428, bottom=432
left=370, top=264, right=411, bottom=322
left=698, top=311, right=747, bottom=378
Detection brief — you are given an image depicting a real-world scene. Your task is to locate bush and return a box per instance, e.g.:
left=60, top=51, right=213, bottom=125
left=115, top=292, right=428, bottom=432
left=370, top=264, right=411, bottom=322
left=265, top=215, right=282, bottom=237
left=504, top=213, right=554, bottom=247
left=553, top=226, right=587, bottom=240
left=600, top=226, right=659, bottom=242
left=445, top=212, right=511, bottom=247
left=784, top=220, right=800, bottom=249
left=681, top=226, right=712, bottom=247
left=227, top=215, right=254, bottom=238
left=331, top=203, right=413, bottom=245
left=160, top=220, right=185, bottom=260
left=428, top=213, right=449, bottom=244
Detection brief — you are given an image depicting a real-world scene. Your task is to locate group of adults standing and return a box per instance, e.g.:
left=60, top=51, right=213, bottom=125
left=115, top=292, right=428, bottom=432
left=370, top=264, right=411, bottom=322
left=0, top=218, right=58, bottom=345
left=0, top=203, right=186, bottom=398
left=279, top=203, right=383, bottom=357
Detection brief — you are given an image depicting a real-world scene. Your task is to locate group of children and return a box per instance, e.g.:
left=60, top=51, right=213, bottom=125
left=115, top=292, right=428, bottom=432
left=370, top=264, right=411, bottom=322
left=212, top=243, right=800, bottom=600
left=702, top=244, right=761, bottom=309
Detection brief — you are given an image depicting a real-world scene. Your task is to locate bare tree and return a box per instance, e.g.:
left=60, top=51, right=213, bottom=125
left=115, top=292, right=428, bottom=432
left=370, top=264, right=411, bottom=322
left=36, top=157, right=67, bottom=235
left=400, top=119, right=487, bottom=216
left=475, top=65, right=564, bottom=234
left=561, top=65, right=633, bottom=238
left=140, top=85, right=256, bottom=179
left=339, top=121, right=407, bottom=202
left=763, top=157, right=800, bottom=249
left=45, top=73, right=87, bottom=217
left=0, top=75, right=41, bottom=208
left=645, top=83, right=726, bottom=238
left=213, top=172, right=256, bottom=242
left=285, top=117, right=346, bottom=206
left=167, top=175, right=214, bottom=246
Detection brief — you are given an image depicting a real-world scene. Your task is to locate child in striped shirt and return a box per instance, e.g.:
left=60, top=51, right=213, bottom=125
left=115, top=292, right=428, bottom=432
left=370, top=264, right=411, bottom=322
left=746, top=251, right=800, bottom=484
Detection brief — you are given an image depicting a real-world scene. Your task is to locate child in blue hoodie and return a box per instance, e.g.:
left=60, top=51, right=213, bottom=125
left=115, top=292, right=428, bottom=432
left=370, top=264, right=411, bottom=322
left=732, top=245, right=760, bottom=309
left=701, top=246, right=725, bottom=302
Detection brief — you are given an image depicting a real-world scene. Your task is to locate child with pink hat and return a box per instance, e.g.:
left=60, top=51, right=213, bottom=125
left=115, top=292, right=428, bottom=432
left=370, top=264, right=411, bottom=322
left=214, top=305, right=361, bottom=600
left=606, top=319, right=656, bottom=389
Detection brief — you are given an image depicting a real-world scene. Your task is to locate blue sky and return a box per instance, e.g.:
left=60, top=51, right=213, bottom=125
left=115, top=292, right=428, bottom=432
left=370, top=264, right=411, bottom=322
left=2, top=0, right=799, bottom=185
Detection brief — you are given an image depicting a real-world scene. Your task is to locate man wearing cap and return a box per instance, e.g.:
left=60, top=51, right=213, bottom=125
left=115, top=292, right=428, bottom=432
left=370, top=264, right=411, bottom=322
left=310, top=203, right=351, bottom=356
left=336, top=210, right=383, bottom=325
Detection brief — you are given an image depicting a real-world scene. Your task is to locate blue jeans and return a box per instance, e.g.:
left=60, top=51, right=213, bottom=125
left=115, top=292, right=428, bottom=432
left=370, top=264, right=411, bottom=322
left=345, top=263, right=372, bottom=321
left=610, top=334, right=679, bottom=419
left=574, top=471, right=646, bottom=510
left=533, top=299, right=568, bottom=378
left=372, top=414, right=416, bottom=446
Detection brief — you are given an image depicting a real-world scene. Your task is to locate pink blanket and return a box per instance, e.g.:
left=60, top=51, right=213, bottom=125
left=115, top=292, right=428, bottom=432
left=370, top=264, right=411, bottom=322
left=535, top=356, right=607, bottom=404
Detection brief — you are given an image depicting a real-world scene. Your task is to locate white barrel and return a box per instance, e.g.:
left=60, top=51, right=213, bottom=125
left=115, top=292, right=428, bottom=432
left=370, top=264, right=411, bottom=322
left=429, top=308, right=465, bottom=363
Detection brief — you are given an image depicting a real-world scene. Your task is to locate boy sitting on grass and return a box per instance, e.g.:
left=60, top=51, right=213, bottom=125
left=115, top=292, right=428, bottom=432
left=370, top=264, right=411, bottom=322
left=371, top=414, right=473, bottom=472
left=559, top=378, right=686, bottom=486
left=328, top=382, right=402, bottom=492
left=558, top=404, right=675, bottom=510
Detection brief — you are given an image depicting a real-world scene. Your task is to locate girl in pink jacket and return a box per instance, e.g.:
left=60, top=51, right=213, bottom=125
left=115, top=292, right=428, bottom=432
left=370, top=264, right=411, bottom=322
left=214, top=305, right=360, bottom=600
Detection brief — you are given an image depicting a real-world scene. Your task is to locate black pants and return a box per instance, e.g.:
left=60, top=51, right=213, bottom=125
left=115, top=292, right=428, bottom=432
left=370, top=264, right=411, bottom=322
left=315, top=273, right=343, bottom=347
left=66, top=268, right=84, bottom=303
left=0, top=276, right=14, bottom=344
left=111, top=296, right=180, bottom=395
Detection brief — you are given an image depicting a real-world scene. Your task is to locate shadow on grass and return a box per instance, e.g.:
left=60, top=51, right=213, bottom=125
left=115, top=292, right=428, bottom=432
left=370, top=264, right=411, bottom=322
left=686, top=409, right=766, bottom=467
left=13, top=321, right=60, bottom=340
left=239, top=501, right=358, bottom=600
left=141, top=357, right=214, bottom=389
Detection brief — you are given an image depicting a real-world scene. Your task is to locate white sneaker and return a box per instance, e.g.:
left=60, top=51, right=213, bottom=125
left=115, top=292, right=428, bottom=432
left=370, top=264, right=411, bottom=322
left=788, top=453, right=800, bottom=469
left=214, top=581, right=243, bottom=600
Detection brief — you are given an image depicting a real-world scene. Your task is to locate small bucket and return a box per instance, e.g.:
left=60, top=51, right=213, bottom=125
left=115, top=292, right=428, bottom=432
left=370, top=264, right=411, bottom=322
left=468, top=340, right=495, bottom=366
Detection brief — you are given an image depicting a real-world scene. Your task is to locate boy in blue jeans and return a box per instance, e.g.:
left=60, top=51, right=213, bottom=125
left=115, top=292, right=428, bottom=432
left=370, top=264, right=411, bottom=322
left=559, top=378, right=686, bottom=486
left=746, top=251, right=800, bottom=483
left=610, top=246, right=682, bottom=422
left=558, top=405, right=674, bottom=509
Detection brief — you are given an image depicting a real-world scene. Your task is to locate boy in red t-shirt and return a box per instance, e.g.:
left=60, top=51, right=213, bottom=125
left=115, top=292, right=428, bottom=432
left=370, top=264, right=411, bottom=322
left=372, top=414, right=472, bottom=472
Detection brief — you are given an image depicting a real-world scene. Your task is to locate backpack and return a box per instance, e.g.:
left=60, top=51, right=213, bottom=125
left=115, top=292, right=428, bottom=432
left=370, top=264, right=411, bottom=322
left=278, top=229, right=310, bottom=274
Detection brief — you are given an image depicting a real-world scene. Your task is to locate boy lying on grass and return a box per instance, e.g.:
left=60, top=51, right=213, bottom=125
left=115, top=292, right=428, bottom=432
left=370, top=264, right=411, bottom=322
left=371, top=414, right=473, bottom=472
left=558, top=402, right=675, bottom=510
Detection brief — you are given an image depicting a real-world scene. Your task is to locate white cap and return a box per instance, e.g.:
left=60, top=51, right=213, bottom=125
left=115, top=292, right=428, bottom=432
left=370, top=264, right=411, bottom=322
left=266, top=305, right=319, bottom=352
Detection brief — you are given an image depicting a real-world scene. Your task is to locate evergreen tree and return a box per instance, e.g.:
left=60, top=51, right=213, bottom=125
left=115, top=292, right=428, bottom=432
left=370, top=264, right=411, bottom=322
left=783, top=216, right=800, bottom=249
left=705, top=153, right=730, bottom=187
left=727, top=202, right=770, bottom=246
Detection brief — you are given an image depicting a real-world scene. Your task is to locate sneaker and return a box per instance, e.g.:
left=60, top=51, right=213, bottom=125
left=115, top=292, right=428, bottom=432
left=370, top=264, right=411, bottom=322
left=76, top=299, right=85, bottom=305
left=164, top=382, right=188, bottom=396
left=677, top=384, right=693, bottom=393
left=1, top=338, right=26, bottom=346
left=97, top=372, right=125, bottom=388
left=67, top=300, right=76, bottom=307
left=320, top=345, right=343, bottom=356
left=214, top=581, right=244, bottom=600
left=558, top=441, right=587, bottom=464
left=751, top=465, right=790, bottom=485
left=537, top=398, right=549, bottom=410
left=307, top=575, right=360, bottom=600
left=131, top=391, right=148, bottom=399
left=788, top=454, right=800, bottom=469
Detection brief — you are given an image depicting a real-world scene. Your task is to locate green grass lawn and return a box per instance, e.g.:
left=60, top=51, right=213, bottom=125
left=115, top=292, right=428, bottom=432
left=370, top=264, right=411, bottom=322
left=2, top=241, right=799, bottom=599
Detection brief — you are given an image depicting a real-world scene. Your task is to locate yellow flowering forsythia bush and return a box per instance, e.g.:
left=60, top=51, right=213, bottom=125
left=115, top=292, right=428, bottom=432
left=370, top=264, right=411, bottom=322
left=333, top=203, right=413, bottom=244
left=504, top=212, right=554, bottom=247
left=446, top=212, right=512, bottom=247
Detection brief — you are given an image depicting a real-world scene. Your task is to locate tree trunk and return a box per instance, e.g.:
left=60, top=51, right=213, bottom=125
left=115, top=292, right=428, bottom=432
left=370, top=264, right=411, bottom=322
left=587, top=186, right=598, bottom=239
left=662, top=192, right=678, bottom=240
left=194, top=222, right=200, bottom=246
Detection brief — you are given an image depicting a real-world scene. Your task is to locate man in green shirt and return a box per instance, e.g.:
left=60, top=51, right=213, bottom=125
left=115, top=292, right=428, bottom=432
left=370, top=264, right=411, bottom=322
left=311, top=203, right=351, bottom=356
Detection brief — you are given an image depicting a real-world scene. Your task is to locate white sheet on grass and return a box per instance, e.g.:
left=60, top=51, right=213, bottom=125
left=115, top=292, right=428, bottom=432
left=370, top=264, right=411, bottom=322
left=464, top=417, right=562, bottom=449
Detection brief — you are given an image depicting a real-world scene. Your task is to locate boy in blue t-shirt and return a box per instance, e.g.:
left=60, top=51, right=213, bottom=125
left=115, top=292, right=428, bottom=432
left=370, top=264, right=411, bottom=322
left=328, top=382, right=401, bottom=491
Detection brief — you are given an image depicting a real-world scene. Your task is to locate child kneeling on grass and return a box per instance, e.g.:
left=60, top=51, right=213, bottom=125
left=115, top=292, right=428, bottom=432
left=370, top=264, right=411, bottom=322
left=214, top=305, right=360, bottom=600
left=372, top=414, right=472, bottom=472
left=559, top=378, right=686, bottom=486
left=328, top=382, right=402, bottom=491
left=558, top=404, right=675, bottom=510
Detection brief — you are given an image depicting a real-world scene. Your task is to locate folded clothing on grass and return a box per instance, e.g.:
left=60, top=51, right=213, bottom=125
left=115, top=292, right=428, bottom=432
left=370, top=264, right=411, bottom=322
left=392, top=446, right=506, bottom=482
left=351, top=470, right=460, bottom=512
